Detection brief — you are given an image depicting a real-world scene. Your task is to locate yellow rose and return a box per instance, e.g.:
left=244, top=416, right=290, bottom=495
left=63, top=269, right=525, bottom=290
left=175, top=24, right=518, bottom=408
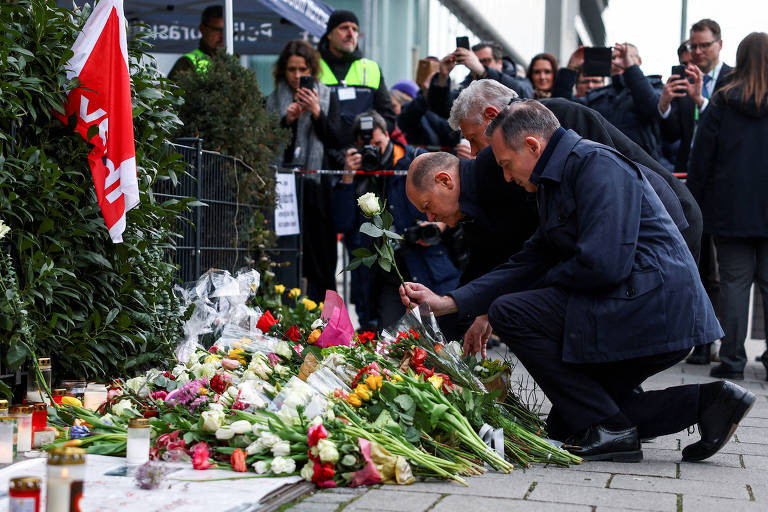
left=391, top=374, right=404, bottom=382
left=365, top=375, right=383, bottom=391
left=302, top=298, right=317, bottom=311
left=347, top=393, right=362, bottom=407
left=274, top=284, right=286, bottom=295
left=427, top=374, right=444, bottom=390
left=288, top=288, right=301, bottom=299
left=318, top=302, right=324, bottom=312
left=354, top=384, right=372, bottom=401
left=307, top=329, right=322, bottom=345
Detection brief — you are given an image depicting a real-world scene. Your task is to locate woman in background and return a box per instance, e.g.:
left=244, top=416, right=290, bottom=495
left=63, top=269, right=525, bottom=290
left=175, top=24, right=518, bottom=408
left=527, top=53, right=558, bottom=99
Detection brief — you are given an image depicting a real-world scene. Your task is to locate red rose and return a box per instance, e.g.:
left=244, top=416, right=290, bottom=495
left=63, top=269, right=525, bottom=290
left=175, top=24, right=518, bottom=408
left=411, top=347, right=427, bottom=366
left=284, top=325, right=301, bottom=342
left=311, top=461, right=335, bottom=484
left=210, top=374, right=229, bottom=394
left=208, top=345, right=219, bottom=354
left=356, top=331, right=375, bottom=344
left=256, top=310, right=278, bottom=333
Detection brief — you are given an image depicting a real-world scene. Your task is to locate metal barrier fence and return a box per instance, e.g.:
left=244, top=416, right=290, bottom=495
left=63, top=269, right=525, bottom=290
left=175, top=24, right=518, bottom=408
left=154, top=139, right=303, bottom=288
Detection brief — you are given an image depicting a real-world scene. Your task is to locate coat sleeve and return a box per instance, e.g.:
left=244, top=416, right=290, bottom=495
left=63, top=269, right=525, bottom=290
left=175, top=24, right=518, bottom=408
left=542, top=152, right=642, bottom=290
left=623, top=65, right=662, bottom=124
left=660, top=98, right=684, bottom=143
left=426, top=73, right=453, bottom=119
left=686, top=99, right=723, bottom=206
left=397, top=93, right=427, bottom=137
left=447, top=228, right=553, bottom=320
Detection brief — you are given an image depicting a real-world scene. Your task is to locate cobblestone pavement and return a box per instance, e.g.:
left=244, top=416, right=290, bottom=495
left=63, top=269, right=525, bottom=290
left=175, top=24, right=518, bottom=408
left=286, top=338, right=768, bottom=512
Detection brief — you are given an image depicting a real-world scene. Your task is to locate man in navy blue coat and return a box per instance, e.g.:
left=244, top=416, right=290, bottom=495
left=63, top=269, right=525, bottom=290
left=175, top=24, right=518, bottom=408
left=401, top=100, right=754, bottom=463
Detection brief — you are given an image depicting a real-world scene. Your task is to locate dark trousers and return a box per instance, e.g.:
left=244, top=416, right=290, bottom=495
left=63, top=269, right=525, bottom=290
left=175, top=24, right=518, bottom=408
left=700, top=234, right=720, bottom=318
left=715, top=236, right=768, bottom=372
left=488, top=287, right=699, bottom=439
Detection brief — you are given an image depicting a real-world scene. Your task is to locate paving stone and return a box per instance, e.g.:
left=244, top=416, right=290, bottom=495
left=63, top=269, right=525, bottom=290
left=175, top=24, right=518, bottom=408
left=383, top=472, right=530, bottom=498
left=304, top=492, right=358, bottom=504
left=288, top=502, right=340, bottom=512
left=566, top=458, right=677, bottom=478
left=742, top=454, right=768, bottom=469
left=732, top=426, right=767, bottom=444
left=718, top=440, right=768, bottom=456
left=435, top=495, right=590, bottom=512
left=527, top=482, right=678, bottom=511
left=682, top=495, right=765, bottom=512
left=518, top=465, right=612, bottom=487
left=343, top=490, right=439, bottom=512
left=740, top=416, right=768, bottom=428
left=640, top=435, right=680, bottom=451
left=678, top=463, right=766, bottom=484
left=643, top=447, right=741, bottom=469
left=609, top=474, right=750, bottom=499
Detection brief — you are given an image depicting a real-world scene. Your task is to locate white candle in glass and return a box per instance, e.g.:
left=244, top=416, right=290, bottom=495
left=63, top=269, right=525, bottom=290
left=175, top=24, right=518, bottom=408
left=126, top=417, right=151, bottom=465
left=0, top=419, right=14, bottom=463
left=82, top=384, right=107, bottom=411
left=11, top=406, right=33, bottom=453
left=46, top=447, right=86, bottom=512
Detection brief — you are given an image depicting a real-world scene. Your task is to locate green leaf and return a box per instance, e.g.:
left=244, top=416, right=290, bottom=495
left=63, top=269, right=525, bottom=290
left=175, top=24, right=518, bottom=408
left=105, top=308, right=120, bottom=326
left=429, top=403, right=450, bottom=428
left=393, top=394, right=415, bottom=412
left=378, top=258, right=391, bottom=272
left=343, top=259, right=362, bottom=272
left=351, top=248, right=372, bottom=258
left=0, top=381, right=12, bottom=400
left=6, top=342, right=29, bottom=369
left=361, top=254, right=377, bottom=268
left=373, top=215, right=383, bottom=228
left=359, top=222, right=384, bottom=238
left=382, top=229, right=402, bottom=240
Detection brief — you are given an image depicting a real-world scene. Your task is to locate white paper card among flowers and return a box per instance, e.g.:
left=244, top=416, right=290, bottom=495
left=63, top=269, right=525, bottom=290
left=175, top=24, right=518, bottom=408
left=274, top=173, right=300, bottom=237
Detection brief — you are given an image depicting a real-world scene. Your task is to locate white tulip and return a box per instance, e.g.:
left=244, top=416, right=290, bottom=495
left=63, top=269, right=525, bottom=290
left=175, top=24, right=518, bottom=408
left=253, top=460, right=269, bottom=474
left=357, top=192, right=381, bottom=216
left=215, top=426, right=235, bottom=440
left=230, top=420, right=252, bottom=434
left=259, top=431, right=281, bottom=448
left=201, top=409, right=225, bottom=432
left=274, top=341, right=293, bottom=359
left=271, top=440, right=291, bottom=457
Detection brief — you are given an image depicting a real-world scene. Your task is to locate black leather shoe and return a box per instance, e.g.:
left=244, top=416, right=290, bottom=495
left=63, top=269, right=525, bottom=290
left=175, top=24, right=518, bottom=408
left=709, top=364, right=744, bottom=380
left=563, top=425, right=642, bottom=462
left=760, top=352, right=768, bottom=381
left=686, top=344, right=711, bottom=365
left=682, top=381, right=756, bottom=462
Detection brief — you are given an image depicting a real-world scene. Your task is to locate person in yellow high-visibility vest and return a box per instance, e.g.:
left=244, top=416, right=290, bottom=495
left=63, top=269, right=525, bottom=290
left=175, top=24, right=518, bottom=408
left=168, top=5, right=224, bottom=80
left=317, top=10, right=396, bottom=171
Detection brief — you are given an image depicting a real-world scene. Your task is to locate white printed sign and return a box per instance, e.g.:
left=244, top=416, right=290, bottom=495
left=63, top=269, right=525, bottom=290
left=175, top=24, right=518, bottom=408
left=274, top=173, right=300, bottom=237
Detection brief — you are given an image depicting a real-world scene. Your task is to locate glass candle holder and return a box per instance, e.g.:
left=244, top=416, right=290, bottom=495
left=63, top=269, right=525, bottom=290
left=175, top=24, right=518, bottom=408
left=46, top=447, right=86, bottom=512
left=50, top=389, right=68, bottom=406
left=10, top=405, right=33, bottom=453
left=0, top=416, right=16, bottom=463
left=82, top=383, right=107, bottom=411
left=9, top=476, right=41, bottom=512
left=0, top=399, right=9, bottom=415
left=126, top=417, right=151, bottom=465
left=26, top=358, right=52, bottom=404
left=58, top=381, right=86, bottom=404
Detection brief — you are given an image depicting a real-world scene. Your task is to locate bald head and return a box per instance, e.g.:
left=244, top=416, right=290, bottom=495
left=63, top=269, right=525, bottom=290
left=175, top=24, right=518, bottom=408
left=406, top=152, right=463, bottom=226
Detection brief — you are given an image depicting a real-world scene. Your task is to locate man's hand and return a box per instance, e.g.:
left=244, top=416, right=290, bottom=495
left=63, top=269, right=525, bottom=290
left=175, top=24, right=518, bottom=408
left=344, top=147, right=361, bottom=172
left=567, top=46, right=586, bottom=71
left=295, top=87, right=321, bottom=119
left=455, top=142, right=473, bottom=160
left=684, top=64, right=705, bottom=107
left=285, top=102, right=304, bottom=125
left=436, top=53, right=456, bottom=86
left=463, top=314, right=492, bottom=359
left=399, top=282, right=458, bottom=316
left=659, top=75, right=688, bottom=113
left=614, top=43, right=640, bottom=71
left=454, top=47, right=484, bottom=76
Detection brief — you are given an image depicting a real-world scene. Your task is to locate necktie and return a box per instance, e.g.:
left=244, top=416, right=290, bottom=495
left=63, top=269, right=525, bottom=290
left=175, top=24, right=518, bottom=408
left=703, top=74, right=713, bottom=99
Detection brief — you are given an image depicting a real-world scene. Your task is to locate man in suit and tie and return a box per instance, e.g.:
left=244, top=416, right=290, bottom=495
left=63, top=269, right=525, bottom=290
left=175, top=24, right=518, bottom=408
left=658, top=18, right=732, bottom=365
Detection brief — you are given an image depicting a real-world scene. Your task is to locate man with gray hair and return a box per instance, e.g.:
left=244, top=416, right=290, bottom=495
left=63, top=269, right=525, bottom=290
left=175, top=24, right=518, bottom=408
left=401, top=100, right=753, bottom=465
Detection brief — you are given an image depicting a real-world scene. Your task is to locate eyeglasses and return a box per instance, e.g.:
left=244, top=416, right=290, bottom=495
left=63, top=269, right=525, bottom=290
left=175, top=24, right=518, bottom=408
left=507, top=96, right=524, bottom=106
left=686, top=40, right=718, bottom=52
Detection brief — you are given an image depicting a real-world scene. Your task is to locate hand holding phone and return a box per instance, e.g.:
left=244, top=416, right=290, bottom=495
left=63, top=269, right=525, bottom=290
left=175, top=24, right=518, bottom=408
left=456, top=36, right=470, bottom=50
left=299, top=75, right=314, bottom=90
left=583, top=47, right=612, bottom=77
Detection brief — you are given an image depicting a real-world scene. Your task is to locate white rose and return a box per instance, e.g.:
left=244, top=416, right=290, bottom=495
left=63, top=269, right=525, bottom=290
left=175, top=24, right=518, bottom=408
left=277, top=407, right=299, bottom=425
left=271, top=440, right=291, bottom=457
left=208, top=403, right=224, bottom=412
left=250, top=361, right=272, bottom=380
left=323, top=408, right=336, bottom=422
left=274, top=341, right=293, bottom=359
left=171, top=364, right=188, bottom=377
left=192, top=362, right=217, bottom=379
left=300, top=462, right=315, bottom=482
left=111, top=399, right=136, bottom=418
left=357, top=192, right=381, bottom=216
left=259, top=431, right=281, bottom=448
left=230, top=420, right=252, bottom=434
left=215, top=426, right=235, bottom=440
left=311, top=318, right=325, bottom=330
left=124, top=376, right=148, bottom=396
left=201, top=410, right=225, bottom=432
left=0, top=220, right=10, bottom=240
left=317, top=439, right=339, bottom=464
left=270, top=456, right=296, bottom=474
left=273, top=364, right=290, bottom=378
left=253, top=460, right=269, bottom=474
left=174, top=372, right=190, bottom=386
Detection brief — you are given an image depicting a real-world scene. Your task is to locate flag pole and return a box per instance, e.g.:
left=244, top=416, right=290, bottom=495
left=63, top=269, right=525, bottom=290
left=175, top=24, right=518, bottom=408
left=225, top=0, right=233, bottom=55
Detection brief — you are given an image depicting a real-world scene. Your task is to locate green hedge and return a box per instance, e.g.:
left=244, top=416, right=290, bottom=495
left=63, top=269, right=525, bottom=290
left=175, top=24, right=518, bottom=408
left=0, top=0, right=191, bottom=381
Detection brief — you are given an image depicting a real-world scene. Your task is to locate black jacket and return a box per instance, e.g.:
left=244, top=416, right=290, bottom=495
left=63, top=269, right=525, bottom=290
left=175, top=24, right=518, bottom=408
left=427, top=66, right=534, bottom=119
left=397, top=92, right=460, bottom=148
left=552, top=66, right=664, bottom=161
left=456, top=99, right=701, bottom=286
left=660, top=64, right=733, bottom=172
left=687, top=88, right=768, bottom=238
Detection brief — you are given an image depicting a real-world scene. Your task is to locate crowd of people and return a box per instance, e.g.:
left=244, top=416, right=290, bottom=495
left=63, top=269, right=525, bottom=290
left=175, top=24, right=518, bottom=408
left=172, top=6, right=768, bottom=464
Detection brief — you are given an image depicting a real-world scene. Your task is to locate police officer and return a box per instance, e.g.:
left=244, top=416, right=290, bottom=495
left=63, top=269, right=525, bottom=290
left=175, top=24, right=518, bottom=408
left=168, top=5, right=224, bottom=80
left=317, top=10, right=396, bottom=169
left=401, top=100, right=754, bottom=464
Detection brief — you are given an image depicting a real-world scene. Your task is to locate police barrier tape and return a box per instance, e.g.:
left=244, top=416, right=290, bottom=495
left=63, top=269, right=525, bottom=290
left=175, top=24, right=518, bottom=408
left=288, top=168, right=408, bottom=176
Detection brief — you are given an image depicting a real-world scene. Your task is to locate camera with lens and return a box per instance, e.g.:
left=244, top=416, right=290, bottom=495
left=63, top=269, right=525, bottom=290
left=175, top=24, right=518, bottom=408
left=357, top=115, right=381, bottom=171
left=403, top=222, right=443, bottom=246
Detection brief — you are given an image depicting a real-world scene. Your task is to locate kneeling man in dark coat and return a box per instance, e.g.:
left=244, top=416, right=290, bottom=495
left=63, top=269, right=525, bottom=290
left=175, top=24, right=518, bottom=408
left=400, top=99, right=755, bottom=462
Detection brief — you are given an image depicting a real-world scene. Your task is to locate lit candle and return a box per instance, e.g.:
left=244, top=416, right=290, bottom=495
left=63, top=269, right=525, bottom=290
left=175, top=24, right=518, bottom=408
left=46, top=447, right=86, bottom=512
left=10, top=405, right=33, bottom=453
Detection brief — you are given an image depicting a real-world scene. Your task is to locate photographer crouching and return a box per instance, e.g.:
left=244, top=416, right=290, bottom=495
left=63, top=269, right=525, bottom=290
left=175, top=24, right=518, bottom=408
left=332, top=111, right=462, bottom=330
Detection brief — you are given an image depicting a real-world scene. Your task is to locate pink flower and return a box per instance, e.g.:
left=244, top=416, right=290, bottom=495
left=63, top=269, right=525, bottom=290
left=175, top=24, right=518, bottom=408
left=208, top=345, right=219, bottom=354
left=221, top=358, right=241, bottom=370
left=292, top=345, right=303, bottom=355
left=151, top=391, right=168, bottom=401
left=267, top=353, right=281, bottom=366
left=192, top=442, right=214, bottom=470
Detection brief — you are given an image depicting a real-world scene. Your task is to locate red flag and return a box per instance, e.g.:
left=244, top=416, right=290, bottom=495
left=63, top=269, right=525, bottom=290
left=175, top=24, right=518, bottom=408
left=57, top=0, right=138, bottom=243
